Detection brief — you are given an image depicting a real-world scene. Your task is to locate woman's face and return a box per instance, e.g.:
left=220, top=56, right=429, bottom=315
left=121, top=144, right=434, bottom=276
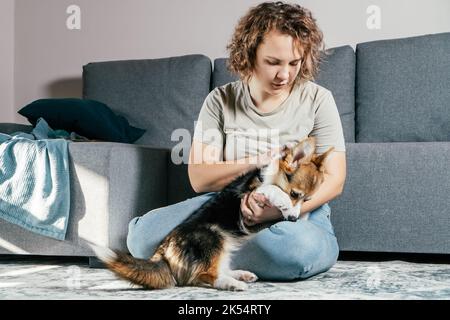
left=251, top=29, right=303, bottom=96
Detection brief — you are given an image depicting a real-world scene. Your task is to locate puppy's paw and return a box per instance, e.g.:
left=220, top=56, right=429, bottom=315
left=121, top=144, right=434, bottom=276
left=230, top=270, right=258, bottom=283
left=255, top=185, right=285, bottom=206
left=214, top=276, right=248, bottom=291
left=229, top=281, right=248, bottom=291
left=255, top=185, right=299, bottom=220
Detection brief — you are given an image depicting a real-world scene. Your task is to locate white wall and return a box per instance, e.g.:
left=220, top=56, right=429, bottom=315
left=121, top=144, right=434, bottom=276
left=0, top=0, right=15, bottom=122
left=8, top=0, right=450, bottom=124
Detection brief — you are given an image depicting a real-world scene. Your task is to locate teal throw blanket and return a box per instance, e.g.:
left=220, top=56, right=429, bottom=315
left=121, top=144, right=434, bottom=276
left=0, top=118, right=70, bottom=240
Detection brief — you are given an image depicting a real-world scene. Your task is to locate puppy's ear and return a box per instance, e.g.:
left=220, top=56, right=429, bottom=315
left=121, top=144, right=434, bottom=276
left=311, top=146, right=335, bottom=172
left=280, top=144, right=290, bottom=160
left=292, top=137, right=316, bottom=165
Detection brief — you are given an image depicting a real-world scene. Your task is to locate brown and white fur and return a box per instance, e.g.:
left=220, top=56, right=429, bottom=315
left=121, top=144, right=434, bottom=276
left=91, top=137, right=333, bottom=291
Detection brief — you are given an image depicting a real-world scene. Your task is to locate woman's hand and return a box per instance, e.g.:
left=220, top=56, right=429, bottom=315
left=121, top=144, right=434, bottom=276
left=240, top=191, right=283, bottom=226
left=240, top=146, right=287, bottom=225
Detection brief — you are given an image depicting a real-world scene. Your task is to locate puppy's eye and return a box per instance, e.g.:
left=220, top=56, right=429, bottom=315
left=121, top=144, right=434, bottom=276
left=291, top=190, right=306, bottom=200
left=290, top=190, right=299, bottom=199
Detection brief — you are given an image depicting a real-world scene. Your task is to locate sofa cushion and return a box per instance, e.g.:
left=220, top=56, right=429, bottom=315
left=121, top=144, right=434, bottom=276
left=315, top=46, right=355, bottom=143
left=356, top=32, right=450, bottom=142
left=212, top=58, right=239, bottom=90
left=0, top=123, right=33, bottom=135
left=212, top=45, right=356, bottom=143
left=18, top=98, right=146, bottom=143
left=83, top=54, right=212, bottom=149
left=331, top=142, right=450, bottom=254
left=166, top=162, right=198, bottom=206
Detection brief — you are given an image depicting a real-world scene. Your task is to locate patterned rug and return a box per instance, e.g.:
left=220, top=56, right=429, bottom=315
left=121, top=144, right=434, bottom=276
left=0, top=257, right=449, bottom=300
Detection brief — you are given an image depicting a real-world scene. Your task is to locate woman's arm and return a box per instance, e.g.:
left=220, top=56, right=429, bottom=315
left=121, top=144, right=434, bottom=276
left=241, top=151, right=347, bottom=225
left=188, top=141, right=276, bottom=193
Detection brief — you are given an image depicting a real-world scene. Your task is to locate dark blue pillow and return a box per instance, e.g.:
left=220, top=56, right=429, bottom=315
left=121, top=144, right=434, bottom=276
left=18, top=98, right=146, bottom=143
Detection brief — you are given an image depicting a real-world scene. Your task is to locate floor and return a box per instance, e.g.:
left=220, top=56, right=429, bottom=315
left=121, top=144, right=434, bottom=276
left=0, top=254, right=449, bottom=300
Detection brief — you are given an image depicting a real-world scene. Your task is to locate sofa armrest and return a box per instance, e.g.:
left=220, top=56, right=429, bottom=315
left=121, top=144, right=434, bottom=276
left=68, top=142, right=169, bottom=252
left=0, top=141, right=169, bottom=256
left=332, top=142, right=450, bottom=254
left=0, top=123, right=33, bottom=134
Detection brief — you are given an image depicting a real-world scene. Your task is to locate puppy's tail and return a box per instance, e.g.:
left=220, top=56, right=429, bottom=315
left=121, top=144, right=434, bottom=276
left=89, top=243, right=176, bottom=289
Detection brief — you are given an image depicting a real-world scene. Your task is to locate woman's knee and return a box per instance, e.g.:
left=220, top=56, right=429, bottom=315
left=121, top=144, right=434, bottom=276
left=256, top=221, right=339, bottom=280
left=126, top=216, right=154, bottom=259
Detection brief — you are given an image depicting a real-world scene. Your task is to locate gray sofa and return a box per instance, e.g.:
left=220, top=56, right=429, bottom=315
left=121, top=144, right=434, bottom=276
left=1, top=32, right=449, bottom=262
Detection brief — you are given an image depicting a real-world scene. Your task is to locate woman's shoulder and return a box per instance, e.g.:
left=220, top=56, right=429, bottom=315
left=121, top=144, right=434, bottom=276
left=210, top=80, right=243, bottom=97
left=202, top=80, right=243, bottom=114
left=205, top=80, right=244, bottom=107
left=296, top=80, right=332, bottom=102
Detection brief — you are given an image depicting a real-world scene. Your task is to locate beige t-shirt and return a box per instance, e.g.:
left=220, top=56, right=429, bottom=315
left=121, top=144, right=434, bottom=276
left=193, top=80, right=346, bottom=161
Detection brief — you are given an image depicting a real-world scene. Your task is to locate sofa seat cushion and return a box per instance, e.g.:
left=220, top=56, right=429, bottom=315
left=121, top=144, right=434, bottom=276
left=332, top=141, right=450, bottom=254
left=356, top=32, right=450, bottom=142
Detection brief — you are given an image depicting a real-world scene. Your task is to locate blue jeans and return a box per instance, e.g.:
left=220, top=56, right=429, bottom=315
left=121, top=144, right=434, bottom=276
left=127, top=192, right=339, bottom=281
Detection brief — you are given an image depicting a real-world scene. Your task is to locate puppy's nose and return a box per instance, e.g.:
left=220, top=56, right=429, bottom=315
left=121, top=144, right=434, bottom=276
left=287, top=215, right=298, bottom=222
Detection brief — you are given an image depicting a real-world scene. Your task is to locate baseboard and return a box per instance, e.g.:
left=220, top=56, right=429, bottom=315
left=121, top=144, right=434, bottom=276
left=338, top=251, right=450, bottom=264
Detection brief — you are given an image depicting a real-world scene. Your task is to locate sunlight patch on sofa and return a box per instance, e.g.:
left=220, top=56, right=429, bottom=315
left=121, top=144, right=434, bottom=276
left=0, top=238, right=29, bottom=254
left=75, top=164, right=109, bottom=246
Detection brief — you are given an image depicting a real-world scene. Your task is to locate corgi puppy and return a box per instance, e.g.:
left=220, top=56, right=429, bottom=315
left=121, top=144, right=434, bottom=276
left=91, top=137, right=334, bottom=291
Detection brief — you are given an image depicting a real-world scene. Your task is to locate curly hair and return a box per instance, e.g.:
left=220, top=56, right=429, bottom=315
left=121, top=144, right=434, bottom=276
left=226, top=1, right=325, bottom=83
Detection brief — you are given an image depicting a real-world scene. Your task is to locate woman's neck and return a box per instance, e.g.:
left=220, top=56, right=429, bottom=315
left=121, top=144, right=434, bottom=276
left=247, top=78, right=291, bottom=113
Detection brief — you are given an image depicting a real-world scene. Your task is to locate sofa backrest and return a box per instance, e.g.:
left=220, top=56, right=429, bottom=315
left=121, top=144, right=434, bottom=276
left=356, top=32, right=450, bottom=142
left=212, top=45, right=356, bottom=143
left=83, top=54, right=212, bottom=149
